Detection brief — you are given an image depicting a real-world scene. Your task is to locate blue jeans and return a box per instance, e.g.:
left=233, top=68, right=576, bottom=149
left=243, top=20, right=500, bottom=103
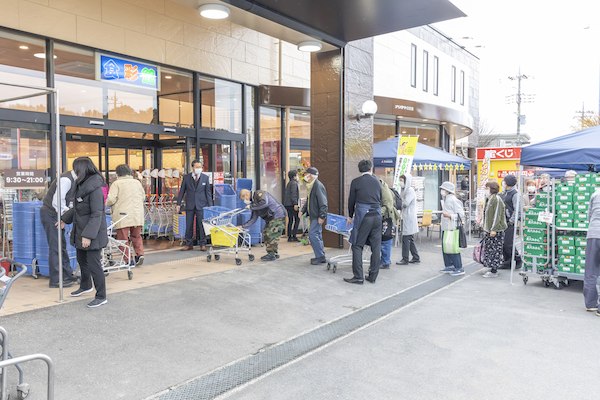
left=309, top=219, right=325, bottom=259
left=443, top=251, right=463, bottom=271
left=381, top=238, right=393, bottom=266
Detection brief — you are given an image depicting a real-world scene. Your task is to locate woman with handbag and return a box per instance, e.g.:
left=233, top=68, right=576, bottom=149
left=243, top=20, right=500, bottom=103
left=439, top=181, right=466, bottom=276
left=481, top=181, right=508, bottom=278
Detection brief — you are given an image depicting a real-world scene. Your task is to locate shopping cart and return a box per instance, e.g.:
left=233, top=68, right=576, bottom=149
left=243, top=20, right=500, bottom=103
left=102, top=213, right=135, bottom=280
left=204, top=208, right=254, bottom=266
left=0, top=259, right=31, bottom=399
left=324, top=213, right=370, bottom=273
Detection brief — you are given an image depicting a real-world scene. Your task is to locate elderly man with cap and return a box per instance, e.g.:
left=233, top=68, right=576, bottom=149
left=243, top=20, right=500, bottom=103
left=239, top=189, right=286, bottom=261
left=301, top=167, right=328, bottom=265
left=499, top=174, right=522, bottom=269
left=440, top=181, right=466, bottom=276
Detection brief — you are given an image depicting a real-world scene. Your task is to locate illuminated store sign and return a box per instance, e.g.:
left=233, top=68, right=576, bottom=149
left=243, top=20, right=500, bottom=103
left=96, top=54, right=159, bottom=90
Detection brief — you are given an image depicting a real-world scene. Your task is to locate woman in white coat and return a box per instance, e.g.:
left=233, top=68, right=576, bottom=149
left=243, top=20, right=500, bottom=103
left=439, top=181, right=466, bottom=276
left=106, top=164, right=146, bottom=266
left=397, top=174, right=420, bottom=265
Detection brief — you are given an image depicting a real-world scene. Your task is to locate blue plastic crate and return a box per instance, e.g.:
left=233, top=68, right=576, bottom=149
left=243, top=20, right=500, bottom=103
left=236, top=178, right=253, bottom=191
left=325, top=213, right=352, bottom=233
left=238, top=210, right=265, bottom=245
left=14, top=257, right=34, bottom=276
left=13, top=202, right=40, bottom=259
left=203, top=206, right=233, bottom=221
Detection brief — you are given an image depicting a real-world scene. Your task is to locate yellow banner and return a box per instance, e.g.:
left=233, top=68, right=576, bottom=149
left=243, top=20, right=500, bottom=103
left=393, top=135, right=419, bottom=191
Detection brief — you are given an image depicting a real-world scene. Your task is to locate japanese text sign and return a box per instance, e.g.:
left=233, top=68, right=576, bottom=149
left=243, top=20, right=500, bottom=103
left=97, top=54, right=159, bottom=90
left=476, top=147, right=521, bottom=160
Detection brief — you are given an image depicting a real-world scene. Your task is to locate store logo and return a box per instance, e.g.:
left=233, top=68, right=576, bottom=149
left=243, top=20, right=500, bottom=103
left=102, top=59, right=120, bottom=79
left=98, top=54, right=159, bottom=90
left=394, top=104, right=415, bottom=111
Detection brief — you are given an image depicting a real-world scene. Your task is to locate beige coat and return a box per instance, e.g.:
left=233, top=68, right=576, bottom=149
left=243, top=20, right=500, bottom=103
left=106, top=175, right=146, bottom=229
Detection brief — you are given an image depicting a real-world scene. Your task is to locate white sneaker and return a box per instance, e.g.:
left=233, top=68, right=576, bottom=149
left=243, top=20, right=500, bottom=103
left=482, top=271, right=499, bottom=278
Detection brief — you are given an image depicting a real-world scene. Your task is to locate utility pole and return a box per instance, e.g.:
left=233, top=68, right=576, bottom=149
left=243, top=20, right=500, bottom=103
left=507, top=71, right=529, bottom=145
left=575, top=102, right=596, bottom=129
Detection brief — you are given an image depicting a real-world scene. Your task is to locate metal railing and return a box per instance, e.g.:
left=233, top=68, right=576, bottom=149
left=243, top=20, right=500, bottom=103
left=0, top=353, right=54, bottom=400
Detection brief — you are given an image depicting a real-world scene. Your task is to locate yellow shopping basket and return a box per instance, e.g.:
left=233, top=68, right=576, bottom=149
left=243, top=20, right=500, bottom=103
left=210, top=226, right=241, bottom=247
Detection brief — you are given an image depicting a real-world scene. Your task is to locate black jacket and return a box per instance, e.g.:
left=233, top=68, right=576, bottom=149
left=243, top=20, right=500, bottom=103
left=348, top=174, right=382, bottom=218
left=302, top=179, right=328, bottom=220
left=177, top=173, right=213, bottom=211
left=62, top=174, right=108, bottom=250
left=283, top=180, right=299, bottom=207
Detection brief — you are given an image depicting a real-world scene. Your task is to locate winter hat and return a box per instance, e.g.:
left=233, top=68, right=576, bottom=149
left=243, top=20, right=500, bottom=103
left=306, top=167, right=319, bottom=176
left=440, top=181, right=455, bottom=193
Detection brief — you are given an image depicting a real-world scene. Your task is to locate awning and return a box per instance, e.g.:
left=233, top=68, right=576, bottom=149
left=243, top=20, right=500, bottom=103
left=223, top=0, right=466, bottom=47
left=374, top=138, right=471, bottom=170
left=520, top=126, right=600, bottom=172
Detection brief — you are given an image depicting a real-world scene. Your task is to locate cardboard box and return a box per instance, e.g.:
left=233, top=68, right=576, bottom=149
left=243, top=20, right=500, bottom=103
left=575, top=267, right=585, bottom=275
left=556, top=184, right=575, bottom=193
left=574, top=202, right=590, bottom=212
left=575, top=212, right=588, bottom=221
left=559, top=255, right=576, bottom=264
left=574, top=220, right=589, bottom=229
left=524, top=243, right=549, bottom=256
left=558, top=265, right=575, bottom=273
left=555, top=219, right=573, bottom=228
left=574, top=192, right=592, bottom=202
left=525, top=217, right=547, bottom=229
left=555, top=202, right=573, bottom=211
left=558, top=245, right=576, bottom=256
left=556, top=210, right=575, bottom=220
left=555, top=193, right=572, bottom=203
left=524, top=229, right=548, bottom=244
left=575, top=237, right=588, bottom=247
left=575, top=174, right=593, bottom=184
left=523, top=255, right=549, bottom=266
left=557, top=236, right=575, bottom=246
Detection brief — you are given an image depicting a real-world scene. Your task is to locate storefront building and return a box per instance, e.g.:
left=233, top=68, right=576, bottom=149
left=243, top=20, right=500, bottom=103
left=0, top=0, right=469, bottom=243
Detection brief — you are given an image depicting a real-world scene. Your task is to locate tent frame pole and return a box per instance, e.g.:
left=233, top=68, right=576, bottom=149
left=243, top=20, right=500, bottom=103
left=509, top=166, right=523, bottom=285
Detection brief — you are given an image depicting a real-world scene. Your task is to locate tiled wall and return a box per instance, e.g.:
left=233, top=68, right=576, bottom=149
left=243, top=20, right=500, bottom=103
left=0, top=0, right=311, bottom=87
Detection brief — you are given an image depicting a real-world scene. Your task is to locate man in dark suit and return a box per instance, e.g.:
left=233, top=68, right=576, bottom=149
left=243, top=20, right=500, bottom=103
left=177, top=160, right=213, bottom=251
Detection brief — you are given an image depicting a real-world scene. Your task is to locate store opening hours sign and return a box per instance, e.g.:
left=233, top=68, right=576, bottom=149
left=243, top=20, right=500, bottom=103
left=476, top=147, right=521, bottom=160
left=3, top=169, right=46, bottom=188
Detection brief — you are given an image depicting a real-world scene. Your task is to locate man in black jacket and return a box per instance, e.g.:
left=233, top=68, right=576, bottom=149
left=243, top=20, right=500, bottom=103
left=499, top=174, right=522, bottom=269
left=283, top=170, right=300, bottom=242
left=344, top=160, right=382, bottom=284
left=176, top=160, right=213, bottom=251
left=301, top=167, right=328, bottom=265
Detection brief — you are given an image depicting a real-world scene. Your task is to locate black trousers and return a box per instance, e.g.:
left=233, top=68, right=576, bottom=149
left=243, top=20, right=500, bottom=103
left=502, top=223, right=521, bottom=267
left=40, top=206, right=74, bottom=284
left=401, top=234, right=420, bottom=262
left=285, top=206, right=300, bottom=238
left=185, top=208, right=207, bottom=246
left=351, top=214, right=382, bottom=281
left=77, top=248, right=106, bottom=300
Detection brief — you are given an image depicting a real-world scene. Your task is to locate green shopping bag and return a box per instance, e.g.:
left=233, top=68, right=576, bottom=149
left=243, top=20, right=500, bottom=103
left=442, top=230, right=460, bottom=254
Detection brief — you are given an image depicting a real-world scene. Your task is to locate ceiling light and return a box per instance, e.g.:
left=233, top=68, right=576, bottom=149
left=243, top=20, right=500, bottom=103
left=164, top=75, right=172, bottom=79
left=297, top=41, right=322, bottom=52
left=34, top=53, right=57, bottom=59
left=422, top=119, right=428, bottom=122
left=402, top=131, right=407, bottom=134
left=19, top=45, right=29, bottom=50
left=198, top=4, right=230, bottom=19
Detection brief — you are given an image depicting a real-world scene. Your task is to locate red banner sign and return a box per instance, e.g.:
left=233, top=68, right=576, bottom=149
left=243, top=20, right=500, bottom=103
left=476, top=147, right=521, bottom=160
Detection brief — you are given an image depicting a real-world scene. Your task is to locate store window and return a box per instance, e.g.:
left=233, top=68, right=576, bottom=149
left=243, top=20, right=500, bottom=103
left=259, top=107, right=282, bottom=201
left=107, top=86, right=157, bottom=124
left=460, top=70, right=465, bottom=106
left=422, top=50, right=429, bottom=92
left=245, top=86, right=256, bottom=183
left=288, top=109, right=310, bottom=173
left=451, top=65, right=457, bottom=103
left=0, top=30, right=47, bottom=112
left=54, top=43, right=102, bottom=118
left=433, top=56, right=439, bottom=96
left=0, top=127, right=49, bottom=172
left=374, top=118, right=396, bottom=143
left=65, top=141, right=100, bottom=170
left=199, top=77, right=242, bottom=133
left=159, top=69, right=193, bottom=128
left=398, top=121, right=440, bottom=148
left=215, top=143, right=232, bottom=185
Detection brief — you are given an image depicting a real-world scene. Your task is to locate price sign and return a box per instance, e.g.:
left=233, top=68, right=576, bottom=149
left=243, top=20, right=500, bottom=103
left=537, top=211, right=554, bottom=224
left=3, top=169, right=47, bottom=188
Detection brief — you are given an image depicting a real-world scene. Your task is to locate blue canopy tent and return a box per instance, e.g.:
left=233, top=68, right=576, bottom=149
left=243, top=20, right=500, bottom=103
left=373, top=138, right=471, bottom=170
left=520, top=126, right=600, bottom=171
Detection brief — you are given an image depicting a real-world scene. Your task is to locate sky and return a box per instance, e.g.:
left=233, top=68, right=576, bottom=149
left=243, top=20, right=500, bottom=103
left=433, top=0, right=600, bottom=143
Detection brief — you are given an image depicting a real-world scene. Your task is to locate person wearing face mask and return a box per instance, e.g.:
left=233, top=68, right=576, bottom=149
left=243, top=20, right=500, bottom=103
left=499, top=174, right=522, bottom=269
left=439, top=181, right=466, bottom=276
left=283, top=170, right=301, bottom=242
left=524, top=179, right=537, bottom=210
left=176, top=160, right=213, bottom=251
left=539, top=173, right=552, bottom=193
left=480, top=181, right=507, bottom=278
left=239, top=189, right=286, bottom=261
left=301, top=167, right=328, bottom=265
left=396, top=174, right=420, bottom=266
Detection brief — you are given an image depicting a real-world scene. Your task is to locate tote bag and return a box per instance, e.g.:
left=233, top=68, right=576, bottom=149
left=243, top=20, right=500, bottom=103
left=442, top=230, right=460, bottom=254
left=473, top=239, right=484, bottom=264
left=457, top=215, right=467, bottom=248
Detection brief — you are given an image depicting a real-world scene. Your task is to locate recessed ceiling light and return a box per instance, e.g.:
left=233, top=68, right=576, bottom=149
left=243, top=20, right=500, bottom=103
left=19, top=45, right=29, bottom=50
left=421, top=124, right=426, bottom=126
left=297, top=41, right=322, bottom=52
left=301, top=112, right=308, bottom=115
left=164, top=75, right=172, bottom=79
left=198, top=4, right=230, bottom=19
left=397, top=116, right=404, bottom=119
left=401, top=131, right=407, bottom=134
left=33, top=53, right=57, bottom=59
left=422, top=119, right=428, bottom=122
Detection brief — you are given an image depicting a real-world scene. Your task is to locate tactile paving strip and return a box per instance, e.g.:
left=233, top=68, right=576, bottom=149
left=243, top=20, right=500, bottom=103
left=153, top=273, right=462, bottom=400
